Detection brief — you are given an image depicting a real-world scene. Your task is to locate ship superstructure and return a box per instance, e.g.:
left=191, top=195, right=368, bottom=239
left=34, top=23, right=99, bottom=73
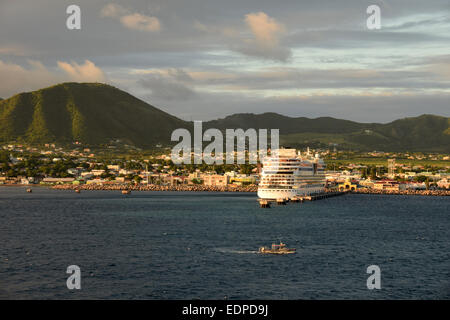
left=257, top=148, right=326, bottom=200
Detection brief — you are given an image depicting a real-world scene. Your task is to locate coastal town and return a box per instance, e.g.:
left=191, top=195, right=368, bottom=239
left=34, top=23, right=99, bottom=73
left=0, top=143, right=449, bottom=195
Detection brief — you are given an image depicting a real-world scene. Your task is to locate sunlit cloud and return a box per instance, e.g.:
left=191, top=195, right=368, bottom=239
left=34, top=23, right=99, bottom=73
left=100, top=3, right=161, bottom=32
left=1, top=0, right=449, bottom=121
left=0, top=59, right=106, bottom=98
left=57, top=60, right=106, bottom=82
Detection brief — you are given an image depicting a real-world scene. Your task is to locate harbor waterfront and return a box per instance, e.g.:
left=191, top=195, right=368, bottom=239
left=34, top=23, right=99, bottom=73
left=0, top=186, right=449, bottom=299
left=48, top=183, right=450, bottom=197
left=50, top=183, right=258, bottom=193
left=2, top=0, right=450, bottom=306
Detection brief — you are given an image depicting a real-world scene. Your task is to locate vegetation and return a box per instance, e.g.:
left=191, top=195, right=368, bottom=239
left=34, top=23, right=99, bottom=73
left=0, top=82, right=189, bottom=147
left=206, top=113, right=450, bottom=152
left=0, top=82, right=449, bottom=152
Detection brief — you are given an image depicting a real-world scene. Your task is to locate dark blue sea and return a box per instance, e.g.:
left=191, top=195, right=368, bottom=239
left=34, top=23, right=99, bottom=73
left=0, top=186, right=449, bottom=299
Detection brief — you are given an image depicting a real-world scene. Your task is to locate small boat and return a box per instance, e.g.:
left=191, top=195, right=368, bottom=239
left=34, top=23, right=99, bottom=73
left=122, top=190, right=131, bottom=194
left=75, top=189, right=81, bottom=193
left=258, top=242, right=296, bottom=254
left=26, top=188, right=32, bottom=193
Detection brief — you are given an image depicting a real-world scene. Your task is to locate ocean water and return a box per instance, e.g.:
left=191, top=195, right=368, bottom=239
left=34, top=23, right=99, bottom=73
left=0, top=186, right=449, bottom=299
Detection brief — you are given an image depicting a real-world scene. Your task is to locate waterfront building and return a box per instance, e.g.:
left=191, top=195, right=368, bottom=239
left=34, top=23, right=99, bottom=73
left=42, top=177, right=75, bottom=184
left=437, top=178, right=450, bottom=189
left=338, top=179, right=358, bottom=191
left=372, top=180, right=401, bottom=191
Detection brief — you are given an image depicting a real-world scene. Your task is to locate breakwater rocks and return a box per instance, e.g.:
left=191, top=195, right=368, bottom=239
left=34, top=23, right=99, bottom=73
left=353, top=189, right=450, bottom=196
left=52, top=184, right=258, bottom=193
left=50, top=184, right=449, bottom=196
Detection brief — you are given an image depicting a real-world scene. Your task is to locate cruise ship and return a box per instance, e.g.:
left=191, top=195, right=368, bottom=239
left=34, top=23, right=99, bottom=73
left=257, top=148, right=326, bottom=200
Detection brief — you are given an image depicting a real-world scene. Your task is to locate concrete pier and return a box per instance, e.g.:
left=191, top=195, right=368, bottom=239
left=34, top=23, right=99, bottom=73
left=258, top=191, right=348, bottom=208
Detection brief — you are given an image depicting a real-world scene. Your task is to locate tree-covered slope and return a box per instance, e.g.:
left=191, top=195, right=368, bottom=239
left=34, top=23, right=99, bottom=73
left=0, top=83, right=189, bottom=147
left=206, top=113, right=450, bottom=152
left=0, top=83, right=448, bottom=151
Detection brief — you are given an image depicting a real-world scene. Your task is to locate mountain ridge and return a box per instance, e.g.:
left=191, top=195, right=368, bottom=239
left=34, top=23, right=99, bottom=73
left=204, top=112, right=450, bottom=151
left=0, top=83, right=448, bottom=152
left=0, top=82, right=189, bottom=147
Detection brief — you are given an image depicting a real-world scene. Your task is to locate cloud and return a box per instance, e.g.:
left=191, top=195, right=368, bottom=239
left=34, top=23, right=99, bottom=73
left=137, top=68, right=196, bottom=101
left=245, top=12, right=286, bottom=48
left=100, top=3, right=128, bottom=18
left=422, top=54, right=450, bottom=79
left=0, top=59, right=106, bottom=98
left=197, top=11, right=291, bottom=61
left=384, top=15, right=450, bottom=31
left=120, top=13, right=161, bottom=32
left=2, top=0, right=450, bottom=122
left=0, top=45, right=28, bottom=57
left=135, top=87, right=450, bottom=123
left=101, top=3, right=161, bottom=32
left=0, top=59, right=61, bottom=98
left=240, top=12, right=291, bottom=61
left=133, top=66, right=445, bottom=93
left=57, top=60, right=106, bottom=82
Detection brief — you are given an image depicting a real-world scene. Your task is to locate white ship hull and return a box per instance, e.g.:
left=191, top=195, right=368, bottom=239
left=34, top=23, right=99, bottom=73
left=257, top=189, right=298, bottom=200
left=257, top=148, right=326, bottom=200
left=257, top=185, right=326, bottom=200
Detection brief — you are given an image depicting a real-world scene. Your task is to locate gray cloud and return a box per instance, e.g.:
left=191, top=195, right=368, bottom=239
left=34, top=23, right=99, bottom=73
left=145, top=90, right=450, bottom=123
left=138, top=70, right=196, bottom=101
left=0, top=59, right=106, bottom=98
left=1, top=0, right=449, bottom=122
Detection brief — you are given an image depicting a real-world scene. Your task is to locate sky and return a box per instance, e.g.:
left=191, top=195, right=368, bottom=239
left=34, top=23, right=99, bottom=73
left=0, top=0, right=449, bottom=123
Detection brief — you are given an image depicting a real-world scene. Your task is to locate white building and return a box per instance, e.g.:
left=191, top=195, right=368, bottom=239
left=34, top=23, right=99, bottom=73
left=437, top=178, right=449, bottom=189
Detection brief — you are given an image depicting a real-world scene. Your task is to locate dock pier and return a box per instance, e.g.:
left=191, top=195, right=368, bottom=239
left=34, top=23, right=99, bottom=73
left=276, top=198, right=288, bottom=205
left=258, top=191, right=347, bottom=208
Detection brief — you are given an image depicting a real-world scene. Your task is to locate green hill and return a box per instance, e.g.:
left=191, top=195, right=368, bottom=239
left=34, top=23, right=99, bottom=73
left=205, top=113, right=450, bottom=152
left=366, top=114, right=450, bottom=151
left=0, top=83, right=448, bottom=152
left=205, top=112, right=373, bottom=134
left=0, top=83, right=189, bottom=147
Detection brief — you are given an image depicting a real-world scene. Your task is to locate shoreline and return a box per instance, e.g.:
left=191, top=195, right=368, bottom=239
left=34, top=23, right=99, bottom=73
left=353, top=189, right=449, bottom=196
left=51, top=184, right=259, bottom=193
left=47, top=184, right=450, bottom=196
left=2, top=184, right=448, bottom=196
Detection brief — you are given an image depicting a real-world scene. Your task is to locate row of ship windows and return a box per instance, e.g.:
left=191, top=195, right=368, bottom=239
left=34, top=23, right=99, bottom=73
left=263, top=188, right=323, bottom=191
left=260, top=184, right=325, bottom=188
left=263, top=166, right=324, bottom=168
left=261, top=184, right=325, bottom=186
left=264, top=166, right=325, bottom=171
left=260, top=179, right=324, bottom=183
left=261, top=178, right=325, bottom=181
